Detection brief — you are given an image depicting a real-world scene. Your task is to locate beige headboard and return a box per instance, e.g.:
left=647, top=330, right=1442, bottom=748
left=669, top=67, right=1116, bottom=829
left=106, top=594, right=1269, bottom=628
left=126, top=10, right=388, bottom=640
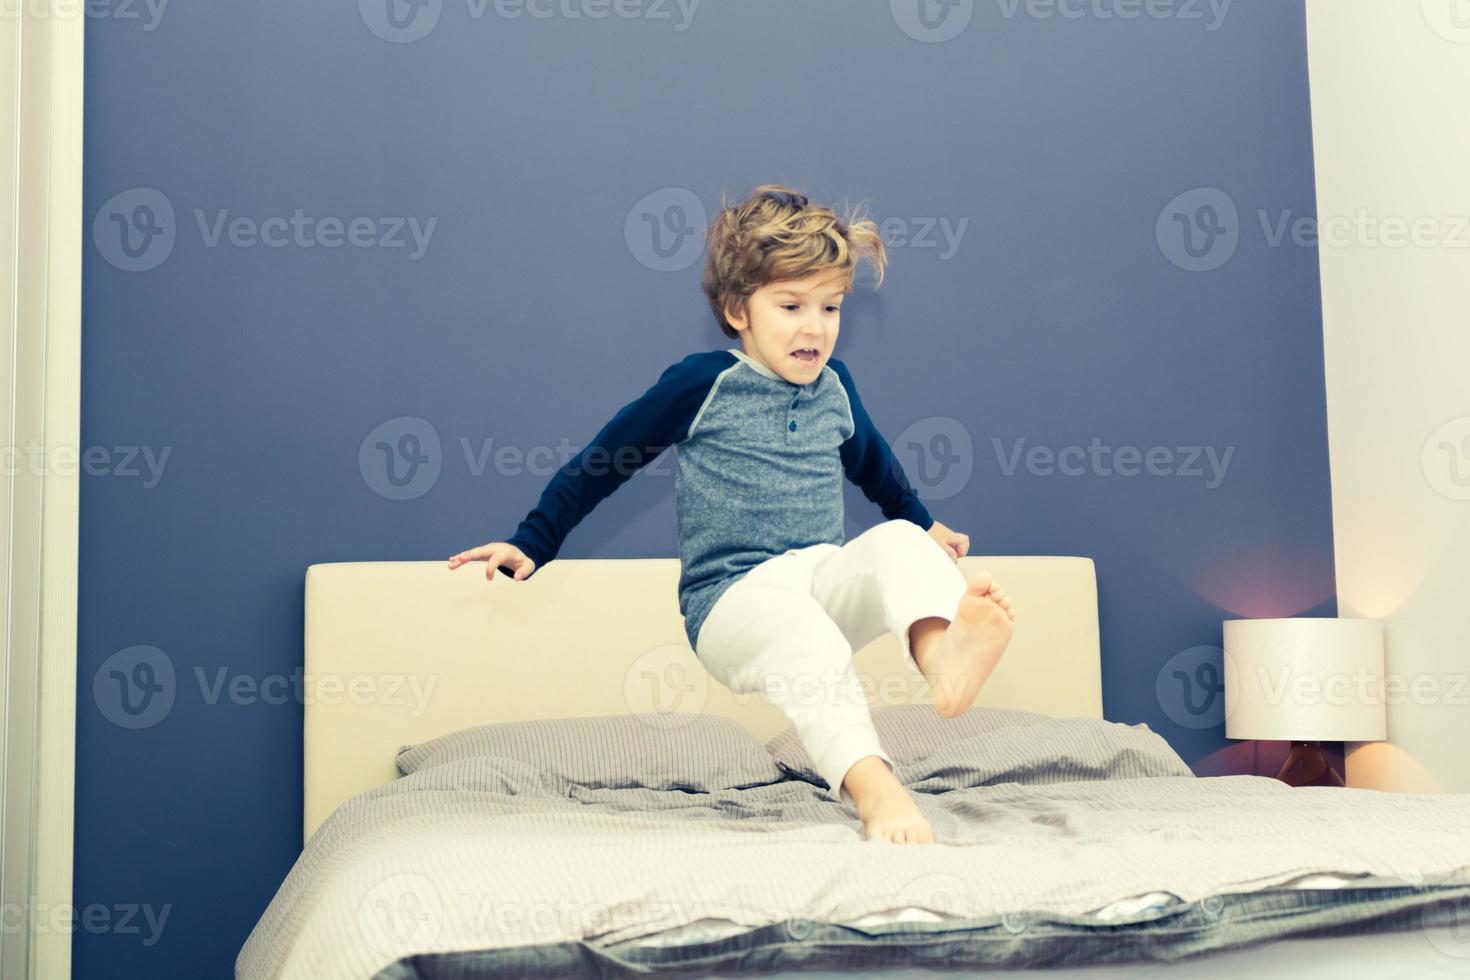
left=303, top=556, right=1102, bottom=843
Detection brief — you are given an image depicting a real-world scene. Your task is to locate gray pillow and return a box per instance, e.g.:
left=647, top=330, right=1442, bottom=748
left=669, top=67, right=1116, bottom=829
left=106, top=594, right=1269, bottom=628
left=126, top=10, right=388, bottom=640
left=765, top=704, right=1053, bottom=788
left=397, top=712, right=785, bottom=793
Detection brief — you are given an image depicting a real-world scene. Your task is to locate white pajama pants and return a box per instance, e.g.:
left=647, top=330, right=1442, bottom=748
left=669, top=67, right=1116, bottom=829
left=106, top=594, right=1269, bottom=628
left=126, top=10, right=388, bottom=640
left=694, top=518, right=970, bottom=806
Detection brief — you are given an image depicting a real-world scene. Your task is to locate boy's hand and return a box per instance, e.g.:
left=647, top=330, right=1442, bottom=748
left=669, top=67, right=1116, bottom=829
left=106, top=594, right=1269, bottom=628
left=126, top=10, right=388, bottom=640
left=447, top=542, right=536, bottom=582
left=926, top=520, right=969, bottom=562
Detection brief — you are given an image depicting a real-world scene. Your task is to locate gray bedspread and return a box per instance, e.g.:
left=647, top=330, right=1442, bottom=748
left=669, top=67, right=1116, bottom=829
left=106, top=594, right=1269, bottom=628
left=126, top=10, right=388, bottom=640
left=237, top=719, right=1470, bottom=979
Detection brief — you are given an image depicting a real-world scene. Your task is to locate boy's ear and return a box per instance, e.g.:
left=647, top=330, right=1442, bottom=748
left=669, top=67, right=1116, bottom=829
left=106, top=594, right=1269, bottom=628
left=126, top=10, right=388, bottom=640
left=723, top=298, right=748, bottom=332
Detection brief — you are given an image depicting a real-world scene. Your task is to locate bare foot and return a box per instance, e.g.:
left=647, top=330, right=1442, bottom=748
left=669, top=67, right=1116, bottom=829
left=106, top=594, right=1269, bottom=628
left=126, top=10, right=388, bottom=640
left=915, top=571, right=1015, bottom=718
left=856, top=783, right=936, bottom=844
left=842, top=755, right=935, bottom=843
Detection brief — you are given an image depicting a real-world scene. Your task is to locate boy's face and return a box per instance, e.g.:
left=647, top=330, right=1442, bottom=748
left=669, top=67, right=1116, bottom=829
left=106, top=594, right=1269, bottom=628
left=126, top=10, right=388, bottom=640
left=726, top=268, right=849, bottom=386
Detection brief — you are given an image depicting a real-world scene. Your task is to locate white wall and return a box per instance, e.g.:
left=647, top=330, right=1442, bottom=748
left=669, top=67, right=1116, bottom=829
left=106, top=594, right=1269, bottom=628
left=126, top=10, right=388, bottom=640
left=1305, top=0, right=1470, bottom=792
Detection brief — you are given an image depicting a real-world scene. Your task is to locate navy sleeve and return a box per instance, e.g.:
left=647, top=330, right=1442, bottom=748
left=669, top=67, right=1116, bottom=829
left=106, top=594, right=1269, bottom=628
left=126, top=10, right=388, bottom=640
left=505, top=352, right=727, bottom=570
left=829, top=357, right=934, bottom=531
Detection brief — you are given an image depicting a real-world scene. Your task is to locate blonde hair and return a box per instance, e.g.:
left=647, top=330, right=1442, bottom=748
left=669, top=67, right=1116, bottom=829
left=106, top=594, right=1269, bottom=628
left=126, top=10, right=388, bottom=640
left=702, top=183, right=887, bottom=339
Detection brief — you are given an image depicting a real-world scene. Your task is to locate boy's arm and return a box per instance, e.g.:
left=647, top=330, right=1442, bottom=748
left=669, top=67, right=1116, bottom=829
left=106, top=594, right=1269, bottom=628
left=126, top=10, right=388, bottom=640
left=829, top=357, right=934, bottom=531
left=504, top=352, right=725, bottom=570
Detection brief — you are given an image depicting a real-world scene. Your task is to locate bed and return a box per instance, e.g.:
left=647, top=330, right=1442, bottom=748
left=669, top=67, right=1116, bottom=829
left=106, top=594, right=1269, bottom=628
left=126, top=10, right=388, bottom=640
left=236, top=556, right=1470, bottom=979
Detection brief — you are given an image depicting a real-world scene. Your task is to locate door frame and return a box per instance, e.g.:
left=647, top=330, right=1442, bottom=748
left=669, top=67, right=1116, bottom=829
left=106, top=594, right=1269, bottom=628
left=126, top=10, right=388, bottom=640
left=2, top=4, right=83, bottom=978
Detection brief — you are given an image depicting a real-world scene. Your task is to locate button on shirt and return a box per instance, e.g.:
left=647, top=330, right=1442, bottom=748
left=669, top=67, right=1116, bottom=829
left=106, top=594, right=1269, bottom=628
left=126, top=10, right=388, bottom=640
left=507, top=347, right=934, bottom=650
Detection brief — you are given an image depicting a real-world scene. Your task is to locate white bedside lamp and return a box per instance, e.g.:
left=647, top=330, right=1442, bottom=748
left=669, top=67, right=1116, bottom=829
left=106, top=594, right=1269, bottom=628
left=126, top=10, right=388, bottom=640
left=1223, top=618, right=1386, bottom=787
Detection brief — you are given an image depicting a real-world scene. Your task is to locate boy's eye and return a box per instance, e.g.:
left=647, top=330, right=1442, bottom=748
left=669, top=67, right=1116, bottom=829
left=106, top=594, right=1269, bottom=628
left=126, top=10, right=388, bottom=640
left=781, top=304, right=842, bottom=313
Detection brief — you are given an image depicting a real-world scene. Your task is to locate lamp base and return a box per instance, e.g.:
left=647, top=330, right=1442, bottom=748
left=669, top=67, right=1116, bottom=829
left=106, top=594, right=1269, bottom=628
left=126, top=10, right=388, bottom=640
left=1274, top=740, right=1345, bottom=787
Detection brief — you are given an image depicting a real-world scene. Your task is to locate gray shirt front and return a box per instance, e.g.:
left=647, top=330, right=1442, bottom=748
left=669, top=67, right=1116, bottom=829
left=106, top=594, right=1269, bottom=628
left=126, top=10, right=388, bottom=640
left=507, top=347, right=933, bottom=650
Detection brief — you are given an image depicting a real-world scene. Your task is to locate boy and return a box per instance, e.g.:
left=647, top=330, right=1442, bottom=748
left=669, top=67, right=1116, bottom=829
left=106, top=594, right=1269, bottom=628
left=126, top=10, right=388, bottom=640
left=449, top=185, right=1016, bottom=844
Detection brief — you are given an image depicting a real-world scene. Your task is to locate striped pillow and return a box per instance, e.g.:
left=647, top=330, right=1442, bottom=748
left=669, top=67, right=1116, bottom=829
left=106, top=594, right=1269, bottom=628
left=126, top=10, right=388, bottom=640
left=397, top=712, right=785, bottom=792
left=765, top=704, right=1053, bottom=788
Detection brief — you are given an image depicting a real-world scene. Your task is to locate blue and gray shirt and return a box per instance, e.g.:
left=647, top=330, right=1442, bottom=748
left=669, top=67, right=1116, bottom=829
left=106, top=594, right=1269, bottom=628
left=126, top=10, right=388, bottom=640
left=506, top=347, right=934, bottom=650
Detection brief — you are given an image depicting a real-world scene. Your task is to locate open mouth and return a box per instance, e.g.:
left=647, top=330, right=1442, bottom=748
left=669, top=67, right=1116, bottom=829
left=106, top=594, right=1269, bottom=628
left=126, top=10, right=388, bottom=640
left=791, top=348, right=819, bottom=364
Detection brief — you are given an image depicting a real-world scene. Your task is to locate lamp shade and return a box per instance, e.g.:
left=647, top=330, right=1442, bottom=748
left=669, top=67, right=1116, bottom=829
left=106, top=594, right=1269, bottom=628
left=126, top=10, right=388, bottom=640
left=1223, top=618, right=1386, bottom=741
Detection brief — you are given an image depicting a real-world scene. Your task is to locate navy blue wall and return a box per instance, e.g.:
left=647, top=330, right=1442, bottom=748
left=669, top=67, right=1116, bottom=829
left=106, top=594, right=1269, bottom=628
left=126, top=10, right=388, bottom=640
left=80, top=1, right=1332, bottom=976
